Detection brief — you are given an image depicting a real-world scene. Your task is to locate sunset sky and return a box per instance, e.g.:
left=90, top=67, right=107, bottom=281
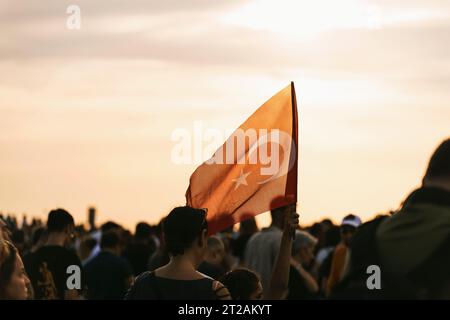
left=1, top=0, right=449, bottom=230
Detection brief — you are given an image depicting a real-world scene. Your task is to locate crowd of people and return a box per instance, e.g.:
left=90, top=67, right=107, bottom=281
left=0, top=138, right=449, bottom=300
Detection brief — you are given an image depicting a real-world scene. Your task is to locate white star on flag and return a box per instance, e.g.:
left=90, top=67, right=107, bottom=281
left=232, top=169, right=251, bottom=190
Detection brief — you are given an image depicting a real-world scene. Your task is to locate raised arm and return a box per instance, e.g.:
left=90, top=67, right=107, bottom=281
left=267, top=205, right=298, bottom=299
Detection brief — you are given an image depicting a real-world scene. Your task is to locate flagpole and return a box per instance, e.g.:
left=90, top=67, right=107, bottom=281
left=290, top=81, right=299, bottom=240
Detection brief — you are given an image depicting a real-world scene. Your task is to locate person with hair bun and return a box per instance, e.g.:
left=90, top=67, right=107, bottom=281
left=125, top=206, right=231, bottom=300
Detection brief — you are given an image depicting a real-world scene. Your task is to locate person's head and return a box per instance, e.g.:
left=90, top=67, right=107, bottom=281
left=46, top=208, right=75, bottom=243
left=135, top=222, right=152, bottom=242
left=31, top=227, right=47, bottom=250
left=324, top=225, right=341, bottom=248
left=100, top=231, right=121, bottom=256
left=309, top=223, right=323, bottom=239
left=100, top=221, right=122, bottom=234
left=321, top=219, right=334, bottom=232
left=0, top=241, right=30, bottom=300
left=423, top=139, right=450, bottom=191
left=238, top=217, right=258, bottom=235
left=270, top=203, right=296, bottom=230
left=340, top=214, right=362, bottom=247
left=292, top=231, right=318, bottom=267
left=162, top=206, right=208, bottom=267
left=220, top=268, right=263, bottom=300
left=121, top=229, right=133, bottom=247
left=269, top=196, right=297, bottom=230
left=75, top=224, right=87, bottom=236
left=0, top=218, right=11, bottom=242
left=79, top=237, right=98, bottom=261
left=11, top=230, right=25, bottom=253
left=204, top=236, right=225, bottom=266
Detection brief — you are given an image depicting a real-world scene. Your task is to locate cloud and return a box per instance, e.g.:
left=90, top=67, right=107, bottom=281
left=1, top=0, right=449, bottom=92
left=1, top=2, right=448, bottom=61
left=1, top=0, right=248, bottom=21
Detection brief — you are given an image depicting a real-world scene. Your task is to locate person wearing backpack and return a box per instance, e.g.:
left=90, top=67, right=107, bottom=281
left=333, top=138, right=450, bottom=299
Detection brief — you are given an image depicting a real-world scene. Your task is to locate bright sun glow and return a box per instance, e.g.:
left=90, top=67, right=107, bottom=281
left=222, top=0, right=446, bottom=38
left=222, top=0, right=378, bottom=38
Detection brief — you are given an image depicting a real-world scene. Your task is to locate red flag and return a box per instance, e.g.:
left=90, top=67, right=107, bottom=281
left=186, top=82, right=298, bottom=235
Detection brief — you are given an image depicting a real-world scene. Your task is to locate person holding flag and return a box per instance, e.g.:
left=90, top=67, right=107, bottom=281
left=126, top=83, right=302, bottom=300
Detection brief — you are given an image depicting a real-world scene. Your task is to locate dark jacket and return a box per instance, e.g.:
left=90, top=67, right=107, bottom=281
left=332, top=187, right=450, bottom=299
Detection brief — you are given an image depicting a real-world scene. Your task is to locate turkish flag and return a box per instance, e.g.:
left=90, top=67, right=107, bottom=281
left=186, top=82, right=298, bottom=235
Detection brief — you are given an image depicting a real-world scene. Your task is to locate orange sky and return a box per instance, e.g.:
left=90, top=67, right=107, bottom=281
left=1, top=0, right=449, bottom=230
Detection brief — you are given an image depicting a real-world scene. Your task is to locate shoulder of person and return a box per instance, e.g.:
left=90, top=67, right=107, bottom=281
left=124, top=271, right=154, bottom=300
left=211, top=280, right=231, bottom=300
left=135, top=270, right=153, bottom=282
left=196, top=270, right=214, bottom=280
left=246, top=231, right=261, bottom=242
left=32, top=246, right=54, bottom=260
